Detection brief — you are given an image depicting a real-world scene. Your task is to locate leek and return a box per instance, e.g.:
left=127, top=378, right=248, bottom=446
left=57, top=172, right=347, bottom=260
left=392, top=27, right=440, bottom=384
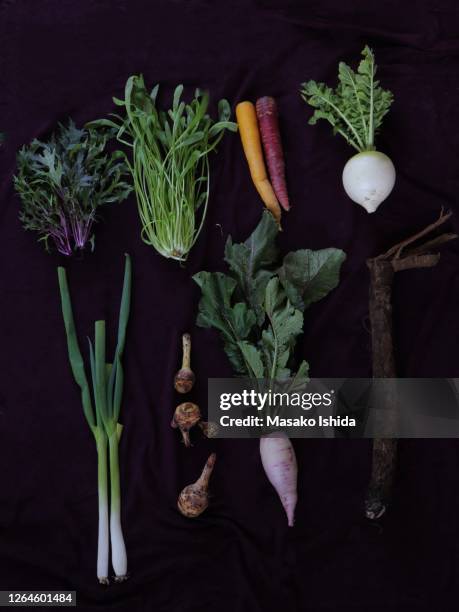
left=58, top=254, right=132, bottom=584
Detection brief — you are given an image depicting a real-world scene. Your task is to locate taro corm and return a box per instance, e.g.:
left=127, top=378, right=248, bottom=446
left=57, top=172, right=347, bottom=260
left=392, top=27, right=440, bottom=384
left=178, top=453, right=216, bottom=518
left=171, top=402, right=201, bottom=447
left=15, top=120, right=131, bottom=256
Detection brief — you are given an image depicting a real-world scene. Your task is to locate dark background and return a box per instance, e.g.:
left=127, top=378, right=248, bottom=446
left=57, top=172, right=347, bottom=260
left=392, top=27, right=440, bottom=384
left=1, top=1, right=459, bottom=610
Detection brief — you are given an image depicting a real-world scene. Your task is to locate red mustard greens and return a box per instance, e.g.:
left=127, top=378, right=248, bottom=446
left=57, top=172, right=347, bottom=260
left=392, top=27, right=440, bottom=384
left=15, top=121, right=131, bottom=255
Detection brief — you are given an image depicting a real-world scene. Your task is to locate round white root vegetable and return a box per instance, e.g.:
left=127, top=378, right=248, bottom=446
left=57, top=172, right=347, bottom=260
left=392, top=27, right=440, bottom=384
left=342, top=151, right=396, bottom=214
left=302, top=46, right=395, bottom=214
left=260, top=432, right=298, bottom=526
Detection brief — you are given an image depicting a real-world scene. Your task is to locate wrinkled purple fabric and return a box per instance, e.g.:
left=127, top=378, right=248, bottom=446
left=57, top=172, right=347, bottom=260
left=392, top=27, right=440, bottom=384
left=1, top=1, right=459, bottom=610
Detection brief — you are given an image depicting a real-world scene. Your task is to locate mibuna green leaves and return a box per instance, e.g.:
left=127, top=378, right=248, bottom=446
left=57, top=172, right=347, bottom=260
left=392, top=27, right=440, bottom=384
left=90, top=77, right=237, bottom=263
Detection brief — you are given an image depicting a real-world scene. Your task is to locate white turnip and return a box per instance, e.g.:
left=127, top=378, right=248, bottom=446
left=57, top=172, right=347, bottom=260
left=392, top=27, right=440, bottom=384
left=302, top=46, right=395, bottom=213
left=342, top=151, right=396, bottom=213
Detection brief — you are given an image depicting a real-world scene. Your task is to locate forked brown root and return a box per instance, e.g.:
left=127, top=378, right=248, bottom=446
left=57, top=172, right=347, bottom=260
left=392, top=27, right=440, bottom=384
left=365, top=210, right=456, bottom=519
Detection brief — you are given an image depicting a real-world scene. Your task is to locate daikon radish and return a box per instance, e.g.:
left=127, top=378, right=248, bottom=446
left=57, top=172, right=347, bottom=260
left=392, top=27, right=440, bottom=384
left=260, top=432, right=298, bottom=526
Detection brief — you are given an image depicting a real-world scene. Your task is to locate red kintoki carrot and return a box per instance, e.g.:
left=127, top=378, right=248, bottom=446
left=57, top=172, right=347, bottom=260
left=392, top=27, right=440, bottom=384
left=255, top=97, right=290, bottom=211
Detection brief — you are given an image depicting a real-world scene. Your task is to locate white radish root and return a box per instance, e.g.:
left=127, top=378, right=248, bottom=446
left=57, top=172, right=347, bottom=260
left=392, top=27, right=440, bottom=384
left=260, top=432, right=298, bottom=526
left=342, top=151, right=396, bottom=213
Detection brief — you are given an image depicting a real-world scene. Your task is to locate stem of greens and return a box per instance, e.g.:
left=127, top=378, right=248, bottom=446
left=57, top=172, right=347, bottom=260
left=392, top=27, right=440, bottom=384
left=318, top=94, right=365, bottom=151
left=367, top=50, right=375, bottom=148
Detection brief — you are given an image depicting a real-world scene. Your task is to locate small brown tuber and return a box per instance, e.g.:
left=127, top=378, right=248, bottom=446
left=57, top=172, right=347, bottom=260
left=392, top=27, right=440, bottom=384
left=178, top=453, right=216, bottom=518
left=174, top=333, right=195, bottom=394
left=171, top=402, right=201, bottom=447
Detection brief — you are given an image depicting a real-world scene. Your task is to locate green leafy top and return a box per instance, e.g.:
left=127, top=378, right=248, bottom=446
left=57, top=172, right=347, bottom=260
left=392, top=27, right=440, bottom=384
left=193, top=212, right=346, bottom=383
left=301, top=46, right=393, bottom=152
left=57, top=254, right=132, bottom=439
left=90, top=77, right=237, bottom=262
left=14, top=120, right=132, bottom=256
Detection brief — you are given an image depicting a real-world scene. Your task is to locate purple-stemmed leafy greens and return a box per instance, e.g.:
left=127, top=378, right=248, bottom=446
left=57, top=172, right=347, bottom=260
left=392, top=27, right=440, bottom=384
left=14, top=120, right=131, bottom=256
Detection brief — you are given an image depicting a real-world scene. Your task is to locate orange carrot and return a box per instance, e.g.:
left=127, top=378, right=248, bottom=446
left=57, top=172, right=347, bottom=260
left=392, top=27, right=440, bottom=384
left=236, top=101, right=282, bottom=224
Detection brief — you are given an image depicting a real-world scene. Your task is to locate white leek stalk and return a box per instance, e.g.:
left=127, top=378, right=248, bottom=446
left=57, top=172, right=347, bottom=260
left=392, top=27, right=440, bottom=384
left=58, top=255, right=132, bottom=584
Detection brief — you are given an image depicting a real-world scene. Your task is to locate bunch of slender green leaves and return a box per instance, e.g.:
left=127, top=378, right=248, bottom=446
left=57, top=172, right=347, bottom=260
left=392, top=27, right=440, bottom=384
left=91, top=76, right=237, bottom=262
left=301, top=46, right=393, bottom=152
left=58, top=254, right=131, bottom=584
